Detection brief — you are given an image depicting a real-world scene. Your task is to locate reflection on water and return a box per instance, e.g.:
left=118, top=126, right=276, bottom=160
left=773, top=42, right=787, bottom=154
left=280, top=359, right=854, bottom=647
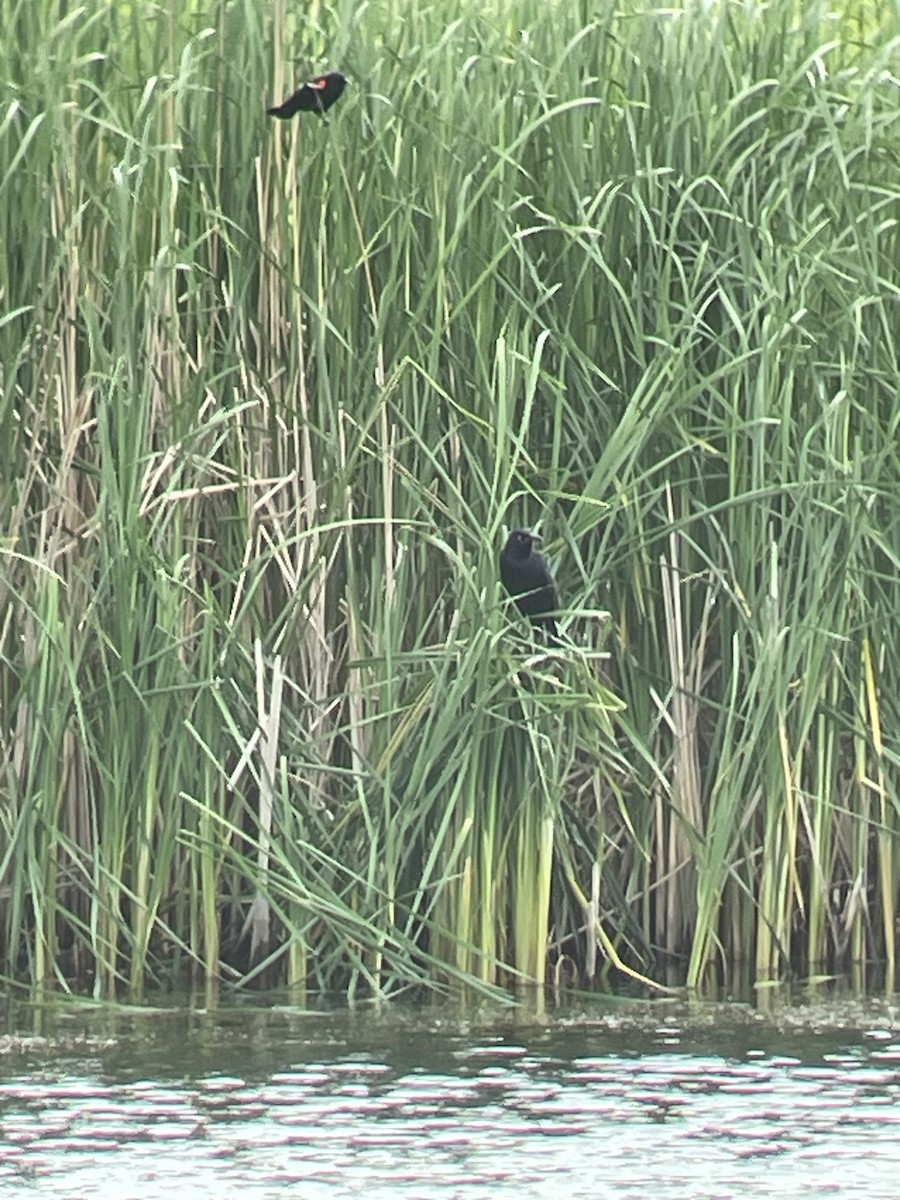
left=1, top=998, right=900, bottom=1198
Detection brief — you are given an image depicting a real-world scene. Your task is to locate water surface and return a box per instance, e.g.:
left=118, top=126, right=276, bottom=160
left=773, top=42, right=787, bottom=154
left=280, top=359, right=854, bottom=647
left=1, top=993, right=899, bottom=1197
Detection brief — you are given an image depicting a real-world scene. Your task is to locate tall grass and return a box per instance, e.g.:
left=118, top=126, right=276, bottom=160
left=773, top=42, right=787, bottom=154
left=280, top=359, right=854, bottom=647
left=1, top=0, right=898, bottom=999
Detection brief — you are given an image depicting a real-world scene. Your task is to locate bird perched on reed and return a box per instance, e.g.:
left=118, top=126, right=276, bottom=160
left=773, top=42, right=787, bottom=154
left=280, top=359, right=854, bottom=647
left=500, top=529, right=559, bottom=641
left=267, top=71, right=347, bottom=119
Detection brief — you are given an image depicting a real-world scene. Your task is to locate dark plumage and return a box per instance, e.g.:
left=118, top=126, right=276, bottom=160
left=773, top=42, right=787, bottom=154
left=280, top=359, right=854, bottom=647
left=500, top=529, right=559, bottom=640
left=267, top=71, right=347, bottom=119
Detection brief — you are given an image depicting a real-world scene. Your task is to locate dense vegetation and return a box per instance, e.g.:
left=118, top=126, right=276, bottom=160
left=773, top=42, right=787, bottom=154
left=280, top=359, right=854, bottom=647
left=1, top=0, right=899, bottom=1001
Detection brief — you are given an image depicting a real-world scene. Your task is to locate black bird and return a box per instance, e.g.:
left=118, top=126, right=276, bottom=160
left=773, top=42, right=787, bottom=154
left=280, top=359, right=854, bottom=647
left=500, top=529, right=559, bottom=640
left=267, top=71, right=347, bottom=119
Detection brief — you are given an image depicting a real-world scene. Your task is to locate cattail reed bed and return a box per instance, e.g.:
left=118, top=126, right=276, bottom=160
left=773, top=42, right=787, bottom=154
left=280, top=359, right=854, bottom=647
left=0, top=0, right=899, bottom=1000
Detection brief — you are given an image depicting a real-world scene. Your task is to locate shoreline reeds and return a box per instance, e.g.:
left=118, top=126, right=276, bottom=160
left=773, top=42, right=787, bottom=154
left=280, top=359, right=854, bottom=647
left=1, top=0, right=898, bottom=1000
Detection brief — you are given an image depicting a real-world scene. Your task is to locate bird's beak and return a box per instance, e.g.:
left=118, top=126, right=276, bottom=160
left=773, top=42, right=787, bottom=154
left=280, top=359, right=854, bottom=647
left=530, top=532, right=543, bottom=544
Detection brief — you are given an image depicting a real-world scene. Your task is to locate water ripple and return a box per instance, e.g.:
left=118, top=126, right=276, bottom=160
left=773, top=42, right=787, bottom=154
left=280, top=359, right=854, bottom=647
left=0, top=1020, right=899, bottom=1197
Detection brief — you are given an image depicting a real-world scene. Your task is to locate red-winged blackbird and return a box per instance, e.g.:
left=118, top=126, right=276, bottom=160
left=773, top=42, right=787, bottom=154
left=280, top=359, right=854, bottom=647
left=267, top=72, right=347, bottom=119
left=500, top=529, right=559, bottom=640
